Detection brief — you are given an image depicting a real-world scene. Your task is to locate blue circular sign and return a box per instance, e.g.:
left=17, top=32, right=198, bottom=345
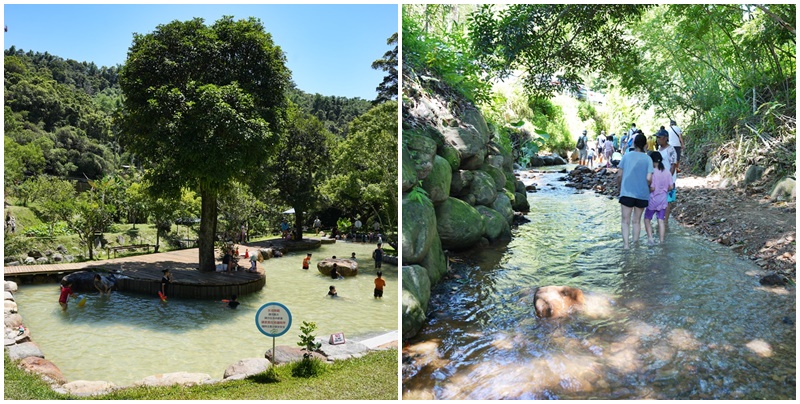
left=255, top=302, right=292, bottom=337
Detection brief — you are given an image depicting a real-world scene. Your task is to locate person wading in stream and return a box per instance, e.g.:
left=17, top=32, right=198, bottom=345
left=656, top=129, right=678, bottom=226
left=616, top=133, right=653, bottom=249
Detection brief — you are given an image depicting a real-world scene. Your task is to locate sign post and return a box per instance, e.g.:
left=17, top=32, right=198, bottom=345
left=255, top=302, right=292, bottom=368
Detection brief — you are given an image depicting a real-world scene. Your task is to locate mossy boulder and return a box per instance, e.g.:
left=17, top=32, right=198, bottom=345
left=405, top=131, right=438, bottom=181
left=402, top=145, right=418, bottom=192
left=513, top=192, right=530, bottom=212
left=402, top=264, right=432, bottom=339
left=492, top=192, right=515, bottom=224
left=435, top=197, right=485, bottom=250
left=514, top=179, right=527, bottom=194
left=476, top=206, right=511, bottom=241
left=420, top=235, right=447, bottom=285
left=482, top=164, right=507, bottom=191
left=450, top=170, right=474, bottom=196
left=470, top=170, right=498, bottom=206
left=460, top=106, right=490, bottom=143
left=421, top=155, right=453, bottom=205
left=402, top=195, right=438, bottom=265
left=441, top=126, right=486, bottom=170
left=440, top=144, right=461, bottom=171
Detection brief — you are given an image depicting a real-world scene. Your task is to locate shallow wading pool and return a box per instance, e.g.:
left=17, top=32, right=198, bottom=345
left=14, top=241, right=397, bottom=386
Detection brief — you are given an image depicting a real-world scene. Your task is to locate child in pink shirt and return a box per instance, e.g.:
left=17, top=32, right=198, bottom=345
left=644, top=152, right=674, bottom=245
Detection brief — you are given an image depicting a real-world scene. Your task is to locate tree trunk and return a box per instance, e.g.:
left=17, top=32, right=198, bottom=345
left=294, top=206, right=304, bottom=241
left=198, top=185, right=218, bottom=272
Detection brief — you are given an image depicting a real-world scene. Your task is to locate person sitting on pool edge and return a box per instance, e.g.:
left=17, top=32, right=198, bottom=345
left=93, top=274, right=112, bottom=296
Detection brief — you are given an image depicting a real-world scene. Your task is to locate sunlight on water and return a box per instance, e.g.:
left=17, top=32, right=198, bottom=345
left=403, top=170, right=795, bottom=400
left=14, top=241, right=397, bottom=386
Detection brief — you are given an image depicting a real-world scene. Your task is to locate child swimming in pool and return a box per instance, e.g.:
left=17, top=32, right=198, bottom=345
left=59, top=281, right=75, bottom=311
left=328, top=285, right=338, bottom=297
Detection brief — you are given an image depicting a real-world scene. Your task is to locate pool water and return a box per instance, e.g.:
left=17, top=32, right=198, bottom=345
left=14, top=241, right=397, bottom=386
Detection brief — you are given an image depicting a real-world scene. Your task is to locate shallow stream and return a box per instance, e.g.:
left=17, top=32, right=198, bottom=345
left=402, top=168, right=795, bottom=399
left=15, top=241, right=397, bottom=386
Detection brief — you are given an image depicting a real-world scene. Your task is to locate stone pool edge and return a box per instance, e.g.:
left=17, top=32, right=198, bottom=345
left=4, top=280, right=398, bottom=397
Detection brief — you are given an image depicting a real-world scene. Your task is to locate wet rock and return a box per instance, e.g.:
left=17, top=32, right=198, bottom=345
left=7, top=341, right=45, bottom=361
left=534, top=286, right=585, bottom=318
left=402, top=265, right=432, bottom=339
left=223, top=358, right=272, bottom=379
left=402, top=193, right=439, bottom=264
left=136, top=372, right=215, bottom=388
left=62, top=380, right=117, bottom=396
left=19, top=357, right=67, bottom=384
left=5, top=291, right=14, bottom=301
left=759, top=273, right=788, bottom=286
left=4, top=300, right=18, bottom=313
left=316, top=259, right=358, bottom=277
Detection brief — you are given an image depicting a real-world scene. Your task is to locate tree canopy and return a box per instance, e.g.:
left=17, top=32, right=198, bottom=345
left=118, top=16, right=291, bottom=271
left=372, top=32, right=399, bottom=104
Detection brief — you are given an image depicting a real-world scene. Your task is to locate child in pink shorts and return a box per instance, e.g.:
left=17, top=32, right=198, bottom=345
left=644, top=152, right=674, bottom=245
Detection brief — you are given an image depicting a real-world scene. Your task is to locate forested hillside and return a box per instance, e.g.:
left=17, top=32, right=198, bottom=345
left=4, top=48, right=375, bottom=186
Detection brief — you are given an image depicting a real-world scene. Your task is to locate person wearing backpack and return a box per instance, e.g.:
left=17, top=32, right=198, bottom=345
left=576, top=130, right=588, bottom=166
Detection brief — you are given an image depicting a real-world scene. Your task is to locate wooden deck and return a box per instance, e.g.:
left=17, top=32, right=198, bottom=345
left=4, top=248, right=266, bottom=299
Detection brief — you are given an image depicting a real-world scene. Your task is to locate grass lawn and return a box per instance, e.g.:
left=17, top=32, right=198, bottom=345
left=5, top=348, right=398, bottom=400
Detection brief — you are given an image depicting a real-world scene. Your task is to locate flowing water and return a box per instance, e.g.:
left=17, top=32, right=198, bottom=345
left=403, top=169, right=796, bottom=400
left=14, top=241, right=397, bottom=386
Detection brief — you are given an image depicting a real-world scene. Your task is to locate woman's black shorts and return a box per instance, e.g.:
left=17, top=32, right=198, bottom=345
left=619, top=196, right=648, bottom=208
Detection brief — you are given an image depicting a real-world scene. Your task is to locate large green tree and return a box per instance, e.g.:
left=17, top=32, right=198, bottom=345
left=119, top=16, right=291, bottom=271
left=271, top=105, right=332, bottom=240
left=322, top=101, right=398, bottom=234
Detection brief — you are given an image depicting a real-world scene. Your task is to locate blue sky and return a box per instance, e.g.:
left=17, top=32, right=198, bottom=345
left=3, top=4, right=398, bottom=100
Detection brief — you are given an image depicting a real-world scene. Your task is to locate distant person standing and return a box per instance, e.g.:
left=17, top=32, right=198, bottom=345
left=604, top=134, right=615, bottom=168
left=656, top=129, right=678, bottom=225
left=666, top=119, right=685, bottom=166
left=616, top=133, right=653, bottom=249
left=374, top=271, right=386, bottom=299
left=313, top=217, right=321, bottom=232
left=576, top=130, right=589, bottom=166
left=249, top=252, right=258, bottom=273
left=161, top=269, right=172, bottom=297
left=302, top=253, right=312, bottom=270
left=612, top=132, right=620, bottom=152
left=596, top=131, right=606, bottom=165
left=626, top=123, right=638, bottom=153
left=619, top=131, right=629, bottom=155
left=372, top=243, right=384, bottom=269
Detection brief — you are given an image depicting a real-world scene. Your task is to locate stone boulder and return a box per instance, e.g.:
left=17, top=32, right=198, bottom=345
left=62, top=380, right=117, bottom=397
left=492, top=193, right=515, bottom=224
left=435, top=197, right=485, bottom=250
left=476, top=206, right=511, bottom=241
left=223, top=358, right=272, bottom=379
left=5, top=281, right=18, bottom=293
left=317, top=259, right=358, bottom=277
left=52, top=253, right=64, bottom=262
left=470, top=170, right=497, bottom=206
left=26, top=250, right=43, bottom=259
left=514, top=179, right=526, bottom=195
left=770, top=177, right=796, bottom=201
left=19, top=357, right=67, bottom=384
left=441, top=126, right=487, bottom=170
left=439, top=144, right=461, bottom=171
left=450, top=170, right=474, bottom=196
left=137, top=372, right=215, bottom=388
left=460, top=106, right=490, bottom=143
left=62, top=271, right=117, bottom=293
left=405, top=131, right=438, bottom=181
left=743, top=165, right=764, bottom=186
left=420, top=236, right=447, bottom=285
left=482, top=164, right=507, bottom=192
left=402, top=265, right=432, bottom=339
left=402, top=145, right=418, bottom=192
left=5, top=313, right=23, bottom=328
left=5, top=300, right=18, bottom=314
left=421, top=155, right=453, bottom=205
left=24, top=257, right=36, bottom=265
left=265, top=345, right=326, bottom=365
left=402, top=195, right=438, bottom=265
left=534, top=286, right=586, bottom=318
left=35, top=257, right=48, bottom=264
left=7, top=341, right=45, bottom=361
left=5, top=291, right=14, bottom=300
left=513, top=192, right=531, bottom=212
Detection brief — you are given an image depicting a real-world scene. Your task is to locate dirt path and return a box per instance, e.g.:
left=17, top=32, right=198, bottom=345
left=566, top=167, right=796, bottom=281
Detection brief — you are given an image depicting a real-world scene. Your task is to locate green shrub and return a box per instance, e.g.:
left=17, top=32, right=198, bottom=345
left=291, top=357, right=327, bottom=378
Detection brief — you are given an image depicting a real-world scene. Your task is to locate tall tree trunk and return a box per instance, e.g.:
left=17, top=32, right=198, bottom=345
left=294, top=206, right=304, bottom=241
left=198, top=185, right=218, bottom=272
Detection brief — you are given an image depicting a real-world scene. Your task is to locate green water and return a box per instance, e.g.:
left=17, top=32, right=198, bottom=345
left=14, top=241, right=397, bottom=386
